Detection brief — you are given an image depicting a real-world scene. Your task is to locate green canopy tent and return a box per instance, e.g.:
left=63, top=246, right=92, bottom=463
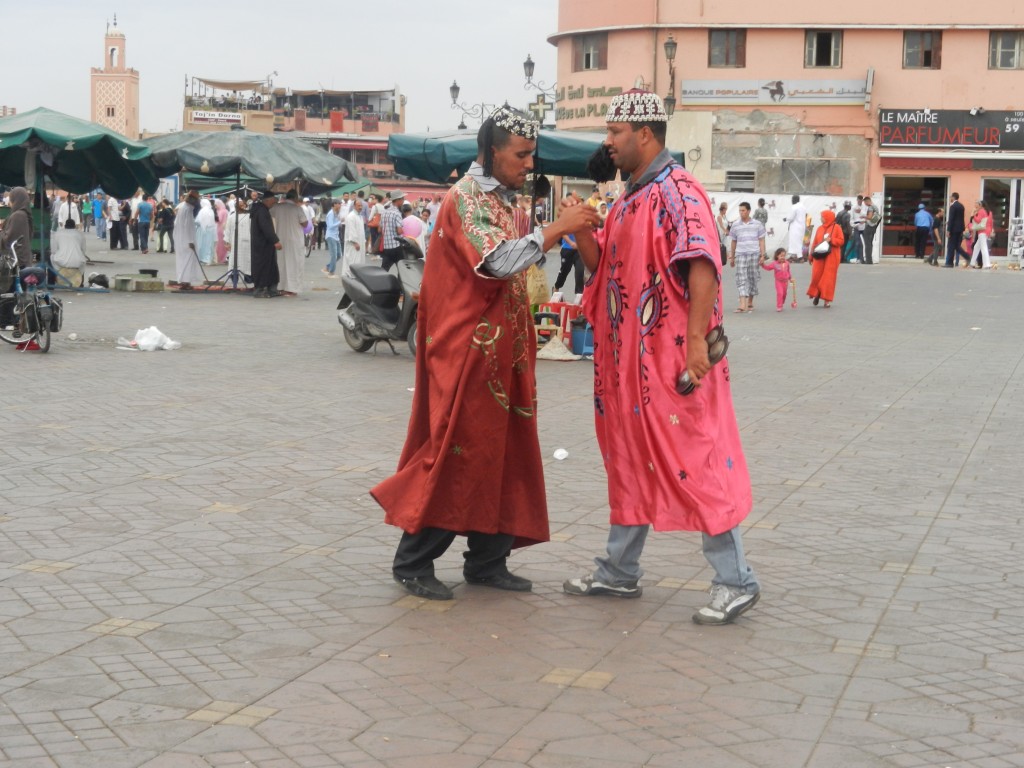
left=0, top=107, right=159, bottom=197
left=143, top=130, right=358, bottom=290
left=387, top=129, right=685, bottom=185
left=0, top=107, right=160, bottom=289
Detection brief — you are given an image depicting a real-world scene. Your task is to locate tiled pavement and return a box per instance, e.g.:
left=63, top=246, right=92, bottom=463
left=1, top=240, right=1023, bottom=767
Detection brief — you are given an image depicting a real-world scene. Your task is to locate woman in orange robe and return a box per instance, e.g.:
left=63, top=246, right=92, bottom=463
left=807, top=209, right=845, bottom=308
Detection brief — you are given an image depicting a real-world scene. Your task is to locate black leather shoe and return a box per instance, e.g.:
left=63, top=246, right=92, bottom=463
left=464, top=570, right=532, bottom=592
left=394, top=574, right=453, bottom=600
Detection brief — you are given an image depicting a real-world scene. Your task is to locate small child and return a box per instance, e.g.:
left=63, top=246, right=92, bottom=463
left=761, top=248, right=793, bottom=311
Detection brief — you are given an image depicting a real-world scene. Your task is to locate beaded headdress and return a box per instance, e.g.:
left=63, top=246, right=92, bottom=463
left=607, top=89, right=669, bottom=123
left=489, top=104, right=539, bottom=140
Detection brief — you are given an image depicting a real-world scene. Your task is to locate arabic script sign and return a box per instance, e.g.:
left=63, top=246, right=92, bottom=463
left=879, top=109, right=1024, bottom=150
left=681, top=80, right=867, bottom=106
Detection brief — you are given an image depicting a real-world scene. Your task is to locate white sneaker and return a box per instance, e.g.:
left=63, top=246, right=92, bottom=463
left=563, top=575, right=642, bottom=598
left=692, top=584, right=760, bottom=625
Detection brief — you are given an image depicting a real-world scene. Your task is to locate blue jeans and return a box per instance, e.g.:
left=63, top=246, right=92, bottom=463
left=95, top=217, right=106, bottom=239
left=593, top=524, right=759, bottom=593
left=326, top=237, right=341, bottom=274
left=139, top=224, right=150, bottom=252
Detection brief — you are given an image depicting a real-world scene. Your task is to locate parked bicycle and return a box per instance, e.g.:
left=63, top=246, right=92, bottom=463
left=0, top=238, right=63, bottom=353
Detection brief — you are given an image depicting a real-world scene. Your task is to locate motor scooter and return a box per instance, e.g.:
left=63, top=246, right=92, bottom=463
left=337, top=239, right=423, bottom=355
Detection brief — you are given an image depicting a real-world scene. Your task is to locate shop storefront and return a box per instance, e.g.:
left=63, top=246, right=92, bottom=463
left=877, top=109, right=1024, bottom=257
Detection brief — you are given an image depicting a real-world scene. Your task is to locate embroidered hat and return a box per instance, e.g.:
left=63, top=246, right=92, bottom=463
left=607, top=89, right=669, bottom=123
left=489, top=104, right=539, bottom=140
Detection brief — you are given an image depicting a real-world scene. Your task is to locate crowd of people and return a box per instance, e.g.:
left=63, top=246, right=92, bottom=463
left=32, top=186, right=453, bottom=295
left=709, top=190, right=1001, bottom=312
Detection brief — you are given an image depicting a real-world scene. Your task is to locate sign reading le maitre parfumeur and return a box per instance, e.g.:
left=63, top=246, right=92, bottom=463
left=879, top=109, right=1024, bottom=151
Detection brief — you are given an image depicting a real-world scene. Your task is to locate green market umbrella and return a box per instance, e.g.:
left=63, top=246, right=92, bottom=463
left=388, top=129, right=685, bottom=184
left=0, top=107, right=159, bottom=198
left=143, top=130, right=357, bottom=289
left=144, top=130, right=357, bottom=190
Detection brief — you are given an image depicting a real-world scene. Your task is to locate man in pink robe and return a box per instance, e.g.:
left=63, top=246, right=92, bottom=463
left=563, top=90, right=761, bottom=625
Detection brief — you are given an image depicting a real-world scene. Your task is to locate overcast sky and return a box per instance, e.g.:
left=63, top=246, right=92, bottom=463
left=3, top=1, right=559, bottom=135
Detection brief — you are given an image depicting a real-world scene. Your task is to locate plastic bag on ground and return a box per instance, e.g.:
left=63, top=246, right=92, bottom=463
left=133, top=326, right=181, bottom=351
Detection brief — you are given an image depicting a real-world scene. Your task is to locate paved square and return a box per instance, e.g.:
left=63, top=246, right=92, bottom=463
left=1, top=240, right=1022, bottom=767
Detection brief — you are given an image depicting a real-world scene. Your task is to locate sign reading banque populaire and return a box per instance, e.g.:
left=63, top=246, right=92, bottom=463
left=878, top=109, right=1024, bottom=151
left=190, top=110, right=243, bottom=125
left=681, top=79, right=868, bottom=106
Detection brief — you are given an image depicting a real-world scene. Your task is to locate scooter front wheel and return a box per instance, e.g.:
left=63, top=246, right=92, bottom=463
left=406, top=319, right=417, bottom=357
left=343, top=325, right=374, bottom=353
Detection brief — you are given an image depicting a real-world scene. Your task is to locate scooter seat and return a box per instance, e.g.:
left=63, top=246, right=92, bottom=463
left=351, top=264, right=401, bottom=295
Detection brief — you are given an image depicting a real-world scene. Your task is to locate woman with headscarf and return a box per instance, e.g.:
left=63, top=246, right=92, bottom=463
left=214, top=198, right=229, bottom=264
left=194, top=198, right=217, bottom=265
left=1, top=187, right=35, bottom=273
left=807, top=209, right=845, bottom=308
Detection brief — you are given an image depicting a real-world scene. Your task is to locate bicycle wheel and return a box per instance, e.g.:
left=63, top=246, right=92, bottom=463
left=32, top=298, right=51, bottom=352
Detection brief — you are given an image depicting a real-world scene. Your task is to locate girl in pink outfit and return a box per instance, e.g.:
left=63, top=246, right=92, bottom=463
left=761, top=248, right=794, bottom=311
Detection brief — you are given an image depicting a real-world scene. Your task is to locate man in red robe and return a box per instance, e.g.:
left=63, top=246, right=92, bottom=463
left=372, top=106, right=600, bottom=601
left=562, top=90, right=761, bottom=625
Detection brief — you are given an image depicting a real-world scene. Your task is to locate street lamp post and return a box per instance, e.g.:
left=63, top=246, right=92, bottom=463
left=522, top=54, right=557, bottom=101
left=449, top=80, right=496, bottom=128
left=663, top=35, right=678, bottom=118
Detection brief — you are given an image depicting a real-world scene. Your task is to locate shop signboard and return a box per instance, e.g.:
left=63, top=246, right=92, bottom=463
left=680, top=79, right=867, bottom=106
left=879, top=109, right=1024, bottom=151
left=190, top=110, right=243, bottom=125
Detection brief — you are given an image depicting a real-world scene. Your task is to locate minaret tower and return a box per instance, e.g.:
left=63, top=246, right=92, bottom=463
left=90, top=15, right=140, bottom=138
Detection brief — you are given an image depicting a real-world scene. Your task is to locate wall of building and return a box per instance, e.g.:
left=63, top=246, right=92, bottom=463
left=551, top=1, right=1024, bottom=255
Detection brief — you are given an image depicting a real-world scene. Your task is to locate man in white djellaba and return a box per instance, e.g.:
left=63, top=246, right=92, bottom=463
left=224, top=197, right=252, bottom=278
left=270, top=189, right=308, bottom=296
left=785, top=194, right=808, bottom=263
left=172, top=190, right=205, bottom=289
left=342, top=198, right=366, bottom=278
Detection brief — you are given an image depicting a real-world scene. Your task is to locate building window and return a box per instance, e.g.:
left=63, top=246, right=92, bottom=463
left=354, top=149, right=376, bottom=165
left=990, top=32, right=1024, bottom=69
left=709, top=30, right=746, bottom=68
left=804, top=30, right=842, bottom=68
left=904, top=31, right=941, bottom=69
left=573, top=33, right=607, bottom=72
left=725, top=171, right=756, bottom=193
left=105, top=106, right=116, bottom=118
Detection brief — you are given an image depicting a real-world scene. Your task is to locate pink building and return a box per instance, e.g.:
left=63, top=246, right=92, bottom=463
left=550, top=0, right=1024, bottom=256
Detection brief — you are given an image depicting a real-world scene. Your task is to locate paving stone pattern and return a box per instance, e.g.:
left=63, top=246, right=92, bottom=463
left=1, top=242, right=1022, bottom=767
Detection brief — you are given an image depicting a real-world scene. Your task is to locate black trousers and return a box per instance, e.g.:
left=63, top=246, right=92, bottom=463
left=554, top=247, right=584, bottom=294
left=945, top=230, right=969, bottom=266
left=914, top=226, right=930, bottom=258
left=109, top=220, right=128, bottom=249
left=393, top=527, right=514, bottom=580
left=862, top=223, right=878, bottom=264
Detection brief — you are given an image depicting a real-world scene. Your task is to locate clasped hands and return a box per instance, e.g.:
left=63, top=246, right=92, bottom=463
left=558, top=195, right=602, bottom=235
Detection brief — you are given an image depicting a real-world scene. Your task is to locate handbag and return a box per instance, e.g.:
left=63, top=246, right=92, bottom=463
left=812, top=238, right=831, bottom=257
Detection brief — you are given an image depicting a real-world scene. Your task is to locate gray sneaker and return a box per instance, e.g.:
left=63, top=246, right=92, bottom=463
left=563, top=575, right=642, bottom=599
left=692, top=584, right=760, bottom=625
